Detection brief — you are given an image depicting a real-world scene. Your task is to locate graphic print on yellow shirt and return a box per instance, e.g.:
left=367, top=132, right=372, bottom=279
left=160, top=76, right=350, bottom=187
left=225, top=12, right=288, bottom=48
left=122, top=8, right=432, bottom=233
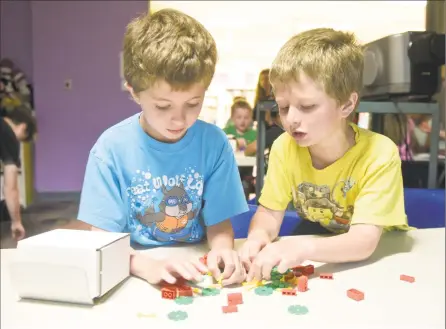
left=259, top=123, right=410, bottom=234
left=292, top=180, right=356, bottom=233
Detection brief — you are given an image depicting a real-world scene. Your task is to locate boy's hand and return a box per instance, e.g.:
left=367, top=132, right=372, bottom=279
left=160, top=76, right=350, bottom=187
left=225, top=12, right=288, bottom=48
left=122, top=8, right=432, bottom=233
left=207, top=248, right=246, bottom=286
left=247, top=237, right=312, bottom=282
left=134, top=253, right=208, bottom=285
left=236, top=138, right=247, bottom=150
left=239, top=239, right=265, bottom=272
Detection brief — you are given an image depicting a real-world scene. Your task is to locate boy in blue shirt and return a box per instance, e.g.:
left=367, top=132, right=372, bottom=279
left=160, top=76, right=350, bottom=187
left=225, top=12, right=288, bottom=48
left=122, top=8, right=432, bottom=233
left=77, top=9, right=248, bottom=286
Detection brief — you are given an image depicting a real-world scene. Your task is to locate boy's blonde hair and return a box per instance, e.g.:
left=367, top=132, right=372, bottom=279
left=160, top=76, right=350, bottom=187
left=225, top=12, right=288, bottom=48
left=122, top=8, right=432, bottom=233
left=270, top=28, right=364, bottom=105
left=123, top=9, right=217, bottom=93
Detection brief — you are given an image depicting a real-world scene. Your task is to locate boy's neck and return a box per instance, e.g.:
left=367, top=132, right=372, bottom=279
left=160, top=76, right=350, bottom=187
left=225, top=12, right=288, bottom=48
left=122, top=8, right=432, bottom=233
left=308, top=122, right=355, bottom=170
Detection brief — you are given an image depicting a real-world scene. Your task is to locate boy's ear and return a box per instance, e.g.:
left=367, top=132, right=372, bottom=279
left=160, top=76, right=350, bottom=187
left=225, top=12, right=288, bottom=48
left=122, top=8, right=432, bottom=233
left=340, top=92, right=359, bottom=118
left=125, top=82, right=140, bottom=104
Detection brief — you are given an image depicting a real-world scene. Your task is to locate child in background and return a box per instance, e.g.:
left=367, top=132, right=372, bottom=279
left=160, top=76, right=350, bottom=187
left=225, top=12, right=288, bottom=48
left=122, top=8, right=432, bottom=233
left=239, top=28, right=410, bottom=281
left=223, top=100, right=257, bottom=152
left=77, top=9, right=248, bottom=286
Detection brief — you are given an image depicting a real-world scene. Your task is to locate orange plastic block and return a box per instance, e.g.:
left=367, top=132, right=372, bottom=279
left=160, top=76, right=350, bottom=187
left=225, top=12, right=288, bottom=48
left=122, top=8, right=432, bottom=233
left=222, top=305, right=238, bottom=313
left=347, top=289, right=364, bottom=301
left=227, top=292, right=243, bottom=305
left=400, top=274, right=415, bottom=283
left=282, top=288, right=297, bottom=296
left=297, top=275, right=308, bottom=292
left=320, top=273, right=333, bottom=279
left=161, top=287, right=176, bottom=299
left=178, top=286, right=193, bottom=297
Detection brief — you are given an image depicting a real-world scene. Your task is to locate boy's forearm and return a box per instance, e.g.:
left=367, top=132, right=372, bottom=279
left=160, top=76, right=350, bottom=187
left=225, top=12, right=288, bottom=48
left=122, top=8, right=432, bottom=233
left=247, top=208, right=282, bottom=245
left=303, top=225, right=382, bottom=263
left=206, top=219, right=234, bottom=250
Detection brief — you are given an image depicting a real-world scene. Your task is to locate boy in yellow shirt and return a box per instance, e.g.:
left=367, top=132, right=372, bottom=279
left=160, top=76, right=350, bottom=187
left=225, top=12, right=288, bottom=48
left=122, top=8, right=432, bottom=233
left=239, top=28, right=410, bottom=281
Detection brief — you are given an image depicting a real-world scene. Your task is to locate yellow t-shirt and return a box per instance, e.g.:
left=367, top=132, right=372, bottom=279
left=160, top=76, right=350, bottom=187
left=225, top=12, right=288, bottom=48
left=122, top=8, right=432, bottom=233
left=258, top=123, right=410, bottom=234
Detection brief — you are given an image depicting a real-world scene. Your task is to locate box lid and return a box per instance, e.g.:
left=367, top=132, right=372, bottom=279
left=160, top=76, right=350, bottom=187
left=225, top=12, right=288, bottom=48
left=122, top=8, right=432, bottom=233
left=17, top=229, right=129, bottom=250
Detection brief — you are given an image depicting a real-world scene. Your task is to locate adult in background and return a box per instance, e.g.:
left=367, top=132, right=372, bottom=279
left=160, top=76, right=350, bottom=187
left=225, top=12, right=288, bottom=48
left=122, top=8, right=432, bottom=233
left=0, top=106, right=37, bottom=240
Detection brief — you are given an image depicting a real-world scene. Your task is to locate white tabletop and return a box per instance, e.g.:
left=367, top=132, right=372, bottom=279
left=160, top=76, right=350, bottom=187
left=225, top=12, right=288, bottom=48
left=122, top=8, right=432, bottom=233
left=234, top=152, right=256, bottom=167
left=1, top=228, right=445, bottom=329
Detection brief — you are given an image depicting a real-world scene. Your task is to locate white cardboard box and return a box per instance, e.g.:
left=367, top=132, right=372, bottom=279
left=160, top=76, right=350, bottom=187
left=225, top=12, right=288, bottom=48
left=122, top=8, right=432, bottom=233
left=9, top=229, right=130, bottom=305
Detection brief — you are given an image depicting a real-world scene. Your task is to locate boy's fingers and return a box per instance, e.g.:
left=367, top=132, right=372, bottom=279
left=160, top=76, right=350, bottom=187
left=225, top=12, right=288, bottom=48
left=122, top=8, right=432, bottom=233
left=182, top=261, right=202, bottom=281
left=206, top=252, right=221, bottom=279
left=160, top=269, right=177, bottom=284
left=169, top=263, right=192, bottom=281
left=191, top=258, right=208, bottom=274
left=220, top=251, right=236, bottom=279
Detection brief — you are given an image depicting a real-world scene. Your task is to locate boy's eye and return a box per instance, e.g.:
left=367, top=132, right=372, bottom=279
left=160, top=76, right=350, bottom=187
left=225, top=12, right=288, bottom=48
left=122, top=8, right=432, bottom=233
left=186, top=103, right=200, bottom=108
left=301, top=105, right=316, bottom=111
left=155, top=105, right=170, bottom=110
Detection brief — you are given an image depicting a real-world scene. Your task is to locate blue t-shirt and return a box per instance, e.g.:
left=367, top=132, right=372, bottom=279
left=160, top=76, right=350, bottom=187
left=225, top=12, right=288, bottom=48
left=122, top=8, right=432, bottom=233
left=77, top=113, right=249, bottom=247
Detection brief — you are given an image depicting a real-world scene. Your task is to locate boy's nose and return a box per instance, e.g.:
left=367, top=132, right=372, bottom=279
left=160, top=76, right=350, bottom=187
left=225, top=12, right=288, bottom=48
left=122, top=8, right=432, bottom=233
left=286, top=106, right=302, bottom=125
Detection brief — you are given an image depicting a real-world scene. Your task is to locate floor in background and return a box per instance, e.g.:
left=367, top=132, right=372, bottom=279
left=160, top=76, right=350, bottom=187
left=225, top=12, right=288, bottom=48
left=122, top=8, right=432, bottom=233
left=0, top=197, right=89, bottom=249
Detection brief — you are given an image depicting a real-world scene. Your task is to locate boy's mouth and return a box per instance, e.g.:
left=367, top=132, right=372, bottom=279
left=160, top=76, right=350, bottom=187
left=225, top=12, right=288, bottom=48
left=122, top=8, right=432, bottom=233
left=167, top=128, right=185, bottom=135
left=291, top=131, right=307, bottom=140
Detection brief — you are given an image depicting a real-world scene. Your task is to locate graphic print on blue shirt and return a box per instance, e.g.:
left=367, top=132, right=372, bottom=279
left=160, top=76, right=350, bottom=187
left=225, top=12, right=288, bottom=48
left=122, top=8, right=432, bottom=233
left=127, top=167, right=205, bottom=245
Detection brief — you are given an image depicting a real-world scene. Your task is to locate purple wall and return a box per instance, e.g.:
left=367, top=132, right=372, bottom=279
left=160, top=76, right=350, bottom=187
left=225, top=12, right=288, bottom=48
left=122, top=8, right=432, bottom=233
left=32, top=1, right=147, bottom=192
left=0, top=0, right=33, bottom=80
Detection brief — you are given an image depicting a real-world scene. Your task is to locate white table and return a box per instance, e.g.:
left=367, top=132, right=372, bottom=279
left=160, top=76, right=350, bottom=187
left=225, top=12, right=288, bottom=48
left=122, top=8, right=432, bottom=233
left=234, top=152, right=256, bottom=167
left=1, top=229, right=445, bottom=329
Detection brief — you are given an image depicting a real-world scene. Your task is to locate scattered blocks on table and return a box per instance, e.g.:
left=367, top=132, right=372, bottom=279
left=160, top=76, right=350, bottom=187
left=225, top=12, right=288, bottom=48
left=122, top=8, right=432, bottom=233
left=227, top=292, right=243, bottom=305
left=297, top=275, right=308, bottom=292
left=400, top=274, right=415, bottom=283
left=222, top=305, right=238, bottom=314
left=347, top=289, right=364, bottom=301
left=319, top=273, right=333, bottom=280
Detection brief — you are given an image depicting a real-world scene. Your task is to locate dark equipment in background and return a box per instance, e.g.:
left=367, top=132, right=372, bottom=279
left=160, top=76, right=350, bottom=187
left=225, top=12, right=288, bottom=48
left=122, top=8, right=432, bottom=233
left=362, top=31, right=445, bottom=102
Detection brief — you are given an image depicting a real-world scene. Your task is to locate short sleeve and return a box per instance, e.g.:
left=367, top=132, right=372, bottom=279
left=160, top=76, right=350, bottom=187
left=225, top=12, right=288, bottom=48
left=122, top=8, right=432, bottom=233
left=258, top=138, right=292, bottom=211
left=351, top=150, right=408, bottom=229
left=0, top=131, right=20, bottom=167
left=77, top=152, right=127, bottom=232
left=201, top=138, right=249, bottom=226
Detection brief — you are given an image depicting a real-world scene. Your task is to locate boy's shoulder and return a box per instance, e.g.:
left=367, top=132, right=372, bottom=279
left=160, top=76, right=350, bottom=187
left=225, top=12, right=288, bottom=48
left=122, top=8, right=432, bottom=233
left=91, top=113, right=139, bottom=158
left=355, top=125, right=400, bottom=163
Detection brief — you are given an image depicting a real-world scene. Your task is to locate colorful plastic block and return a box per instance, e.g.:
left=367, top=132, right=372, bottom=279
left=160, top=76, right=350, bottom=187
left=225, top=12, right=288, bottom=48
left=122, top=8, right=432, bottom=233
left=222, top=305, right=238, bottom=313
left=227, top=292, right=243, bottom=305
left=282, top=288, right=297, bottom=296
left=161, top=287, right=176, bottom=300
left=319, top=273, right=333, bottom=279
left=400, top=274, right=415, bottom=283
left=297, top=275, right=308, bottom=292
left=347, top=289, right=364, bottom=301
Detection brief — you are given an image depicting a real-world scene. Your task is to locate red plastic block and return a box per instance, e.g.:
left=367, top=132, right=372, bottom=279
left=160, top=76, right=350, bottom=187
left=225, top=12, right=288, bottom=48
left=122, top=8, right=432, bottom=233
left=178, top=286, right=193, bottom=297
left=282, top=288, right=297, bottom=296
left=227, top=292, right=243, bottom=305
left=297, top=275, right=308, bottom=292
left=161, top=287, right=176, bottom=299
left=400, top=274, right=415, bottom=283
left=222, top=305, right=238, bottom=313
left=303, top=265, right=314, bottom=275
left=319, top=273, right=333, bottom=279
left=347, top=288, right=364, bottom=301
